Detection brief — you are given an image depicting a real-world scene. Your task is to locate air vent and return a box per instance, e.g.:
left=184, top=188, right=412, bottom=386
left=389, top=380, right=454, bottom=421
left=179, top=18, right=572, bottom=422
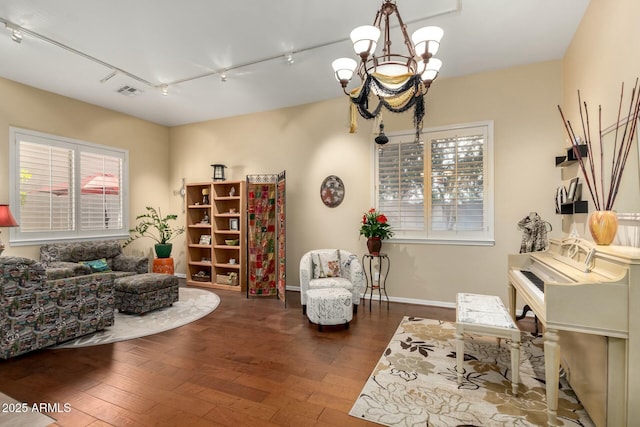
left=116, top=85, right=143, bottom=97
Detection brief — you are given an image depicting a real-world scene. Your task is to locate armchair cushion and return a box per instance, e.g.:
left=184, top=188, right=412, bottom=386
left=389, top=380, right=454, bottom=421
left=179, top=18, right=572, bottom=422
left=310, top=277, right=353, bottom=292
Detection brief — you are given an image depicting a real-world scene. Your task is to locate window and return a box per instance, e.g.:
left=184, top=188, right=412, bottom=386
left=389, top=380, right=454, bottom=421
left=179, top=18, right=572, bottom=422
left=9, top=127, right=129, bottom=245
left=375, top=121, right=494, bottom=245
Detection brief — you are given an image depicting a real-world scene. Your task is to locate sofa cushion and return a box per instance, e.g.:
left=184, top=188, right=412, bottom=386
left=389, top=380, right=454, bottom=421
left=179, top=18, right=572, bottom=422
left=40, top=240, right=123, bottom=264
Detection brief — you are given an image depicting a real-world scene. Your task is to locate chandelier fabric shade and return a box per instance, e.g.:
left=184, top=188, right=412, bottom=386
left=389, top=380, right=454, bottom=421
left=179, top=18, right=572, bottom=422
left=331, top=0, right=444, bottom=137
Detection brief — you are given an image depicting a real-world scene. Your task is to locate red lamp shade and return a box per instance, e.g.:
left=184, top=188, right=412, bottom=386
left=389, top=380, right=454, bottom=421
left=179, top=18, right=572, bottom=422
left=0, top=205, right=18, bottom=227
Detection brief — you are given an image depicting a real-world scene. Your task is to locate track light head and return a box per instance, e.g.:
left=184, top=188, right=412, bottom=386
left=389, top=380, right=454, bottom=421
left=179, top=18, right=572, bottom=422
left=5, top=23, right=22, bottom=43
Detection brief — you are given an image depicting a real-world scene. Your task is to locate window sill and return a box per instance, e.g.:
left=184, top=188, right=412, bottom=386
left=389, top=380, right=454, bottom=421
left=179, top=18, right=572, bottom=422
left=389, top=237, right=495, bottom=247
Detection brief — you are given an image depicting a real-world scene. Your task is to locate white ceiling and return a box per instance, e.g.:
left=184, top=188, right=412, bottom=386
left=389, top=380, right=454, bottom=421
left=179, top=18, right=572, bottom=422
left=0, top=0, right=590, bottom=127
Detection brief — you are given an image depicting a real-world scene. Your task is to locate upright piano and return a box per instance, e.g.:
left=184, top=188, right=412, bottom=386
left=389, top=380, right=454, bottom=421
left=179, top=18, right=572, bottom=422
left=507, top=237, right=640, bottom=427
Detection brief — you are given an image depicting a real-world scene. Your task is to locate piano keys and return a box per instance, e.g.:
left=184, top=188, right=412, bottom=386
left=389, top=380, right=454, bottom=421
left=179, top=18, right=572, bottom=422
left=507, top=237, right=640, bottom=427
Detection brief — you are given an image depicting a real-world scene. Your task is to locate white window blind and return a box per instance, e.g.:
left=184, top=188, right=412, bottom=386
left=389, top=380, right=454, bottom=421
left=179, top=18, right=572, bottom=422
left=378, top=139, right=425, bottom=231
left=375, top=121, right=494, bottom=244
left=10, top=127, right=128, bottom=244
left=18, top=140, right=75, bottom=232
left=80, top=151, right=123, bottom=231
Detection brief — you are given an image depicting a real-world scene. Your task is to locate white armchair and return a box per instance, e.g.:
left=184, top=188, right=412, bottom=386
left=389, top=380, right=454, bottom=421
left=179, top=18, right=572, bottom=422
left=300, top=249, right=364, bottom=314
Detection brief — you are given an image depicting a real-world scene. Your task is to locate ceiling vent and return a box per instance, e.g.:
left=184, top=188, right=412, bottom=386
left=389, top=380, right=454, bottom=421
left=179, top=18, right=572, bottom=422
left=116, top=85, right=143, bottom=97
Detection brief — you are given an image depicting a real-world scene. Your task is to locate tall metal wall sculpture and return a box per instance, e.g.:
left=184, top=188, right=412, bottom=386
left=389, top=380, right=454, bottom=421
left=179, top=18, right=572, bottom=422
left=246, top=172, right=286, bottom=303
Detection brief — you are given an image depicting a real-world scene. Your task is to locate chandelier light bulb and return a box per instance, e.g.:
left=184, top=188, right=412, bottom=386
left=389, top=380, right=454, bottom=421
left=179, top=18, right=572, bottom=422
left=350, top=25, right=380, bottom=59
left=412, top=26, right=444, bottom=59
left=332, top=58, right=357, bottom=86
left=419, top=58, right=442, bottom=82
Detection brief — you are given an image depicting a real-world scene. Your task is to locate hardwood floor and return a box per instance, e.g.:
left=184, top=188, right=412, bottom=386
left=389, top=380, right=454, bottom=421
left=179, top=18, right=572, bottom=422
left=0, top=286, right=534, bottom=426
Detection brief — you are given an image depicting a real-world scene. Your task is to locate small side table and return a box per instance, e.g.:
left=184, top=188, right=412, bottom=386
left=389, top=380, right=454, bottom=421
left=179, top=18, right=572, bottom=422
left=361, top=253, right=390, bottom=310
left=152, top=257, right=174, bottom=275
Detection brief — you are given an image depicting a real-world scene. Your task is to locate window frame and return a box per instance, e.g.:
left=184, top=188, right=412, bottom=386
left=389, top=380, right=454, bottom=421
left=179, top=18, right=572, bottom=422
left=9, top=127, right=129, bottom=246
left=373, top=120, right=494, bottom=246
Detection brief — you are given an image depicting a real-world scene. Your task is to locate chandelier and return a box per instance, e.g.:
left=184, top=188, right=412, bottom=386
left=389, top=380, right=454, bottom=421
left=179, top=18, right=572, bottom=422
left=331, top=0, right=443, bottom=140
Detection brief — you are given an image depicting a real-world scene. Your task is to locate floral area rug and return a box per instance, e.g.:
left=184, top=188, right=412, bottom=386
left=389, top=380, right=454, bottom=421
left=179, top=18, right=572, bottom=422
left=349, top=317, right=594, bottom=427
left=52, top=287, right=219, bottom=348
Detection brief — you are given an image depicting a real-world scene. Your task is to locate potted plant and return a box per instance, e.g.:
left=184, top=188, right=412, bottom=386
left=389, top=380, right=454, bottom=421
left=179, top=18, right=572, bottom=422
left=124, top=206, right=185, bottom=258
left=359, top=208, right=394, bottom=255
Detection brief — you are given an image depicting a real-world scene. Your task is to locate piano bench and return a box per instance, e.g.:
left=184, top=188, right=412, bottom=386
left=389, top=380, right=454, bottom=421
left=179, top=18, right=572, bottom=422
left=455, top=293, right=522, bottom=396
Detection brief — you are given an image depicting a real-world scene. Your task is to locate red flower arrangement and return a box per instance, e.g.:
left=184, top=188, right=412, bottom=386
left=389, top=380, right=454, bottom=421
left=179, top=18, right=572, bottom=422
left=359, top=208, right=394, bottom=239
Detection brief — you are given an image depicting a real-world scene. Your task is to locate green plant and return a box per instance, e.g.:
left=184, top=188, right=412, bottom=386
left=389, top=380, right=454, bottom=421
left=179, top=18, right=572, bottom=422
left=359, top=208, right=394, bottom=240
left=123, top=206, right=185, bottom=246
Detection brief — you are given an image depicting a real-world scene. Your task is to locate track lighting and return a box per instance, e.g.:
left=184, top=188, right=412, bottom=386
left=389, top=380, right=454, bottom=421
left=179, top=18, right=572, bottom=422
left=285, top=53, right=295, bottom=65
left=161, top=85, right=169, bottom=96
left=5, top=23, right=22, bottom=43
left=99, top=70, right=117, bottom=83
left=220, top=72, right=228, bottom=82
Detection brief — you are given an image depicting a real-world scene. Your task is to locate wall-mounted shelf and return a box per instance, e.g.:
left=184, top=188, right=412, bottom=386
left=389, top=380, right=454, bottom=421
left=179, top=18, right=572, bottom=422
left=555, top=145, right=588, bottom=167
left=555, top=145, right=589, bottom=215
left=558, top=200, right=588, bottom=215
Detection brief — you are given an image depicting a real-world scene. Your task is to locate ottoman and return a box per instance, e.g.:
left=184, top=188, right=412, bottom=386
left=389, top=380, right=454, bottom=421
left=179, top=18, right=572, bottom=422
left=306, top=287, right=353, bottom=331
left=114, top=273, right=179, bottom=314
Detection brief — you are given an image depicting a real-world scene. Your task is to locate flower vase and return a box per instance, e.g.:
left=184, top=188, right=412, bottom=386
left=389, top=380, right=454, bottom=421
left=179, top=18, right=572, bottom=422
left=588, top=211, right=618, bottom=245
left=367, top=237, right=382, bottom=255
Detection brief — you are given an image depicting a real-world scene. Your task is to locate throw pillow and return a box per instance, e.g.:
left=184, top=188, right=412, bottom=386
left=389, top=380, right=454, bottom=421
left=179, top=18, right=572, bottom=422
left=80, top=258, right=111, bottom=273
left=313, top=250, right=342, bottom=278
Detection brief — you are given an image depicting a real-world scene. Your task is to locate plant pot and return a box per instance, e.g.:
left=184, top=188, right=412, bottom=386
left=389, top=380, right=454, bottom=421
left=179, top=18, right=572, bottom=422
left=154, top=243, right=173, bottom=258
left=588, top=211, right=618, bottom=246
left=367, top=237, right=382, bottom=256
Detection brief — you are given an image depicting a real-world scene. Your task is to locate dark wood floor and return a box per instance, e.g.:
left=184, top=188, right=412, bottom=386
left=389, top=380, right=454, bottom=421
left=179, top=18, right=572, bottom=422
left=0, top=287, right=535, bottom=426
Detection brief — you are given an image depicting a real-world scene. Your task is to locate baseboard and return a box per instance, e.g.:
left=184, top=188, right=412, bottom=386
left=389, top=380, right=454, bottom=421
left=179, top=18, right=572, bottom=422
left=285, top=285, right=533, bottom=317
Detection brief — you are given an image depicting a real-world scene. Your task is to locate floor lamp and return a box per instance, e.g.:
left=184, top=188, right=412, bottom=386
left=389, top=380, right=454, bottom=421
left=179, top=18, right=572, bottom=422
left=0, top=204, right=19, bottom=255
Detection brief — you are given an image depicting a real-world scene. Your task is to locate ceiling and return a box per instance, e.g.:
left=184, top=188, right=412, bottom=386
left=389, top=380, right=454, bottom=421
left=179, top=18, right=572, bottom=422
left=0, top=0, right=590, bottom=127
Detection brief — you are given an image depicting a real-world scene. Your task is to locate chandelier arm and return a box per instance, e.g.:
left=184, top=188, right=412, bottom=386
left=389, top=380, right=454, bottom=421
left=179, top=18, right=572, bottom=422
left=391, top=3, right=417, bottom=59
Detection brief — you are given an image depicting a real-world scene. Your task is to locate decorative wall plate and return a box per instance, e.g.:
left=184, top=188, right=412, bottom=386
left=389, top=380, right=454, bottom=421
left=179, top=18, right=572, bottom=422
left=320, top=175, right=345, bottom=208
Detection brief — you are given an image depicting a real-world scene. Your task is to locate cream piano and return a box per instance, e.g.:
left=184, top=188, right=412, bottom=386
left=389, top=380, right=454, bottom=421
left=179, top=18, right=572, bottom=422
left=508, top=237, right=640, bottom=427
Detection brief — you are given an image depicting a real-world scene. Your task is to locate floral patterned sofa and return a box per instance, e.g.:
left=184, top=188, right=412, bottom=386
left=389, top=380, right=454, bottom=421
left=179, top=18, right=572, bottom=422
left=40, top=240, right=178, bottom=315
left=40, top=240, right=148, bottom=280
left=0, top=256, right=115, bottom=359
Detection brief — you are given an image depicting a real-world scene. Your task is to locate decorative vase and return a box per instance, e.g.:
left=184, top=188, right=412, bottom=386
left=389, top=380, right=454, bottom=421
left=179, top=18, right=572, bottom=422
left=588, top=211, right=618, bottom=246
left=367, top=237, right=382, bottom=255
left=154, top=243, right=173, bottom=258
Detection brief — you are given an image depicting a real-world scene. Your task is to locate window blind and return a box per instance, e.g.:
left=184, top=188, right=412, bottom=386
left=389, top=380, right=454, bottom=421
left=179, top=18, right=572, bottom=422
left=429, top=133, right=485, bottom=232
left=11, top=127, right=128, bottom=244
left=378, top=140, right=425, bottom=231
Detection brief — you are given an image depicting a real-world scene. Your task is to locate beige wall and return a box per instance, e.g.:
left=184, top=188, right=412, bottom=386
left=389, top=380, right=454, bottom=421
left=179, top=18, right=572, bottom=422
left=169, top=60, right=564, bottom=306
left=562, top=0, right=640, bottom=234
left=0, top=77, right=170, bottom=260
left=6, top=0, right=636, bottom=307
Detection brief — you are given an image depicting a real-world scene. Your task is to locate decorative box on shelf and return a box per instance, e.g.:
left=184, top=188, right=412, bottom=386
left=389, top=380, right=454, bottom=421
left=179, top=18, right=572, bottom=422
left=216, top=273, right=238, bottom=286
left=192, top=271, right=211, bottom=282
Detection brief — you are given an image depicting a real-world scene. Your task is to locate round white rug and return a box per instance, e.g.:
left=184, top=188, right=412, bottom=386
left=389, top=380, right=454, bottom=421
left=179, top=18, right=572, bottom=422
left=53, top=287, right=220, bottom=348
